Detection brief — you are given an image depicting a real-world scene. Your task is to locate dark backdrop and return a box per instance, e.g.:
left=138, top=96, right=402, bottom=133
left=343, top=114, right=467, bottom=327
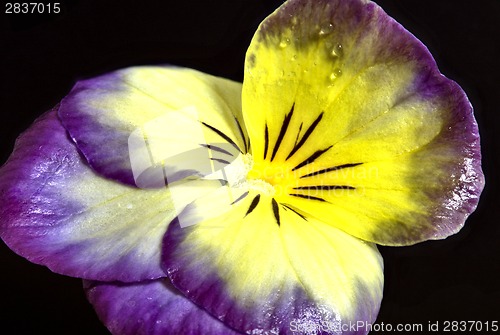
left=1, top=1, right=499, bottom=334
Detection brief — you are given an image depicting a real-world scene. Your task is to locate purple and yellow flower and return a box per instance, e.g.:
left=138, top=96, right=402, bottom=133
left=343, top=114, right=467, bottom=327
left=0, top=0, right=484, bottom=334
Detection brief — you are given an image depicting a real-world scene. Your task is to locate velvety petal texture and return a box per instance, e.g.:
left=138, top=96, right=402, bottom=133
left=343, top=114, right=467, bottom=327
left=242, top=0, right=484, bottom=245
left=163, top=186, right=383, bottom=335
left=59, top=66, right=248, bottom=187
left=0, top=108, right=218, bottom=281
left=85, top=279, right=243, bottom=335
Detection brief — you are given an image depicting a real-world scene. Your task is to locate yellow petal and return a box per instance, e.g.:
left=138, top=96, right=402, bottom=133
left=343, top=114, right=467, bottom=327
left=241, top=0, right=483, bottom=245
left=163, top=186, right=383, bottom=334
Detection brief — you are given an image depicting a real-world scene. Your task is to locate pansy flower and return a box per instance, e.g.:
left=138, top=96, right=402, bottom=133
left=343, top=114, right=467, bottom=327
left=0, top=0, right=484, bottom=334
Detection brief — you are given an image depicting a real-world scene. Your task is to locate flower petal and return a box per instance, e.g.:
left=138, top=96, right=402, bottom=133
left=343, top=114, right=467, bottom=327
left=162, top=187, right=383, bottom=334
left=242, top=0, right=483, bottom=245
left=0, top=108, right=219, bottom=281
left=85, top=279, right=242, bottom=335
left=59, top=66, right=247, bottom=187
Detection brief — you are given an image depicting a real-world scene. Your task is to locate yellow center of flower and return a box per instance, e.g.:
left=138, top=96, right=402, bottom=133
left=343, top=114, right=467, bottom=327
left=246, top=158, right=296, bottom=198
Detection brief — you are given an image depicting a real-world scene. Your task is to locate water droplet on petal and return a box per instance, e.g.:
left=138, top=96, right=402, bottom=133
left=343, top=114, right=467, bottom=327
left=279, top=38, right=290, bottom=48
left=330, top=44, right=344, bottom=59
left=329, top=68, right=343, bottom=82
left=290, top=54, right=297, bottom=61
left=319, top=23, right=334, bottom=36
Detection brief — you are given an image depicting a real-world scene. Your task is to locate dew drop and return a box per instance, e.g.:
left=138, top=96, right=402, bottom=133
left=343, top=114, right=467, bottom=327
left=331, top=43, right=344, bottom=58
left=279, top=38, right=290, bottom=48
left=329, top=68, right=343, bottom=82
left=290, top=54, right=297, bottom=61
left=319, top=23, right=334, bottom=36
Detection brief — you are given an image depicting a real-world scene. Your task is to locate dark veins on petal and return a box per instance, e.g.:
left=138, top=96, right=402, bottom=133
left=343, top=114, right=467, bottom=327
left=293, top=122, right=303, bottom=148
left=289, top=194, right=328, bottom=202
left=270, top=103, right=295, bottom=162
left=293, top=185, right=355, bottom=190
left=234, top=116, right=250, bottom=153
left=245, top=194, right=261, bottom=216
left=251, top=103, right=370, bottom=223
left=260, top=102, right=363, bottom=204
left=271, top=198, right=280, bottom=226
left=210, top=158, right=231, bottom=165
left=244, top=195, right=306, bottom=227
left=292, top=146, right=333, bottom=171
left=282, top=204, right=307, bottom=221
left=201, top=121, right=244, bottom=154
left=299, top=163, right=363, bottom=179
left=286, top=112, right=324, bottom=160
left=199, top=144, right=234, bottom=156
left=231, top=191, right=249, bottom=205
left=264, top=124, right=269, bottom=160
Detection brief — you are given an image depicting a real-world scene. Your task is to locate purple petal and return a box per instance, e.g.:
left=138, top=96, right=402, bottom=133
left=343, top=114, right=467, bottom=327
left=84, top=279, right=243, bottom=335
left=0, top=108, right=178, bottom=281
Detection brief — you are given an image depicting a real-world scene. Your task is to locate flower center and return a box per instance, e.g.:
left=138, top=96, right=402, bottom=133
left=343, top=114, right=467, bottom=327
left=246, top=158, right=295, bottom=198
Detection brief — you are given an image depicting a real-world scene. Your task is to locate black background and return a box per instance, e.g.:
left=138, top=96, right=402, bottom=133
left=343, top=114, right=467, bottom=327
left=1, top=1, right=499, bottom=334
